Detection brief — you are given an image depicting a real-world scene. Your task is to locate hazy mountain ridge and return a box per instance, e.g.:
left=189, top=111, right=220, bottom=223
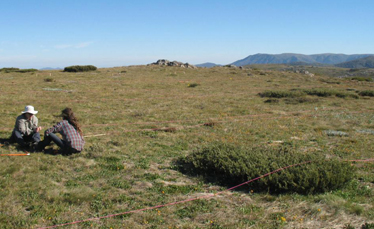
left=195, top=62, right=222, bottom=68
left=230, top=53, right=373, bottom=66
left=335, top=56, right=374, bottom=68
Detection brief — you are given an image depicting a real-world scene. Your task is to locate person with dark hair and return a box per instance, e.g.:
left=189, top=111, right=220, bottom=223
left=10, top=105, right=42, bottom=149
left=38, top=107, right=84, bottom=155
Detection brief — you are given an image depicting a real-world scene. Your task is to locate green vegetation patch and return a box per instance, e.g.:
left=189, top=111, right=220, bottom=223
left=258, top=90, right=305, bottom=98
left=63, top=65, right=97, bottom=72
left=177, top=142, right=355, bottom=194
left=0, top=67, right=38, bottom=73
left=259, top=89, right=359, bottom=99
left=348, top=77, right=373, bottom=82
left=358, top=90, right=374, bottom=97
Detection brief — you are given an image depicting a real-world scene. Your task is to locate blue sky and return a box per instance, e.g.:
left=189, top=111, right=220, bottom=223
left=1, top=0, right=373, bottom=68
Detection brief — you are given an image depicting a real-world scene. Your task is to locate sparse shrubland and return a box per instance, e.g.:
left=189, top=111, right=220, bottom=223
left=0, top=65, right=373, bottom=228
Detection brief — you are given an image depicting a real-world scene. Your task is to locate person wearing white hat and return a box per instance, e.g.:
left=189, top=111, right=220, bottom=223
left=9, top=105, right=42, bottom=149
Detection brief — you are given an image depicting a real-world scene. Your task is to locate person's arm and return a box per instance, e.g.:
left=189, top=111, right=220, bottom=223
left=16, top=118, right=28, bottom=135
left=45, top=121, right=63, bottom=135
left=31, top=116, right=39, bottom=132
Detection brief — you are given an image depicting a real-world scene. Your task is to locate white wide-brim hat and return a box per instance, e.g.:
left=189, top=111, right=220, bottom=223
left=22, top=105, right=38, bottom=115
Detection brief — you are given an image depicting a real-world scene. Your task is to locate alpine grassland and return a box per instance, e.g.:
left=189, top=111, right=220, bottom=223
left=0, top=65, right=374, bottom=228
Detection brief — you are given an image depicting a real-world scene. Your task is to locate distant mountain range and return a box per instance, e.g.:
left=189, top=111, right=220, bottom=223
left=195, top=62, right=222, bottom=68
left=197, top=53, right=374, bottom=68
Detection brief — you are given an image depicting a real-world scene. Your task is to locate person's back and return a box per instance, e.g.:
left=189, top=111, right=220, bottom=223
left=38, top=107, right=84, bottom=155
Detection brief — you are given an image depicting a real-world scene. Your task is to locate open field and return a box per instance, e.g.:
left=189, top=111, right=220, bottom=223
left=1, top=65, right=374, bottom=229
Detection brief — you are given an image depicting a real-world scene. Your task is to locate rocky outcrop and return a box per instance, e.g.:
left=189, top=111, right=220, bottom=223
left=150, top=59, right=197, bottom=69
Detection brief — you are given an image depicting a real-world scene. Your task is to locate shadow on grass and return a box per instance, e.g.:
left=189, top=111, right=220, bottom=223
left=0, top=138, right=10, bottom=144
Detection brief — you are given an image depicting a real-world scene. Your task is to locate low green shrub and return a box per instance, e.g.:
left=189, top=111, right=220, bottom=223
left=264, top=98, right=280, bottom=103
left=258, top=90, right=305, bottom=98
left=302, top=89, right=358, bottom=99
left=63, top=65, right=97, bottom=72
left=16, top=69, right=38, bottom=73
left=188, top=83, right=199, bottom=88
left=358, top=90, right=374, bottom=97
left=349, top=77, right=373, bottom=82
left=362, top=223, right=374, bottom=229
left=284, top=97, right=319, bottom=104
left=0, top=67, right=19, bottom=72
left=176, top=142, right=355, bottom=194
left=259, top=89, right=358, bottom=99
left=335, top=92, right=359, bottom=99
left=0, top=68, right=37, bottom=73
left=44, top=78, right=55, bottom=82
left=303, top=88, right=336, bottom=97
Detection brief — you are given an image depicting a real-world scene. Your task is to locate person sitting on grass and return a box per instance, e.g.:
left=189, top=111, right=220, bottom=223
left=38, top=107, right=84, bottom=155
left=10, top=105, right=42, bottom=150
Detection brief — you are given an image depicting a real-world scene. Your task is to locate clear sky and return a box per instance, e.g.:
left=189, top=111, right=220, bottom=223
left=1, top=0, right=373, bottom=69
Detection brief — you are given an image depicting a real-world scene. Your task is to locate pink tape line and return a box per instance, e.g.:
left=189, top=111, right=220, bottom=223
left=37, top=158, right=374, bottom=229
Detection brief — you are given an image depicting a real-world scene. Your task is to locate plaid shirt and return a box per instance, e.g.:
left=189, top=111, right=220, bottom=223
left=45, top=120, right=85, bottom=151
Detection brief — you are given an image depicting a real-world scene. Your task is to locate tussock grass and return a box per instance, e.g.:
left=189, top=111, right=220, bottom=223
left=1, top=65, right=374, bottom=228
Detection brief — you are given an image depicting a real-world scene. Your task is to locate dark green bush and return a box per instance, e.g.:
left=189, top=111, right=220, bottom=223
left=63, top=65, right=97, bottom=72
left=303, top=89, right=358, bottom=99
left=176, top=142, right=355, bottom=194
left=0, top=68, right=37, bottom=73
left=258, top=90, right=305, bottom=98
left=264, top=98, right=280, bottom=103
left=16, top=68, right=38, bottom=73
left=358, top=90, right=374, bottom=97
left=284, top=97, right=319, bottom=104
left=188, top=83, right=199, bottom=88
left=0, top=67, right=19, bottom=72
left=349, top=77, right=373, bottom=82
left=303, top=88, right=336, bottom=97
left=362, top=223, right=374, bottom=229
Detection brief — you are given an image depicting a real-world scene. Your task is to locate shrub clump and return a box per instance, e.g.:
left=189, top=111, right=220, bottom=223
left=259, top=89, right=358, bottom=99
left=358, top=90, right=374, bottom=97
left=348, top=77, right=373, bottom=82
left=258, top=90, right=305, bottom=98
left=0, top=68, right=38, bottom=73
left=303, top=89, right=359, bottom=99
left=188, top=83, right=199, bottom=88
left=177, top=142, right=355, bottom=194
left=63, top=65, right=97, bottom=72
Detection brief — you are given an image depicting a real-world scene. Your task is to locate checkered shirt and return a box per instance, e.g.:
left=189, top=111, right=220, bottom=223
left=45, top=120, right=85, bottom=151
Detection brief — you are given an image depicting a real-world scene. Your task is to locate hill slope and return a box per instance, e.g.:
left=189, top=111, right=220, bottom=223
left=335, top=56, right=374, bottom=68
left=231, top=53, right=373, bottom=66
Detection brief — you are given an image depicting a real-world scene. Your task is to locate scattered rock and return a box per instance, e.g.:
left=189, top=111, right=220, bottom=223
left=324, top=130, right=348, bottom=137
left=356, top=129, right=374, bottom=135
left=150, top=59, right=197, bottom=69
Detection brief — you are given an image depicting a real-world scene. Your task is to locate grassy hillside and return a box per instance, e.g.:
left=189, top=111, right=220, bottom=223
left=1, top=66, right=374, bottom=228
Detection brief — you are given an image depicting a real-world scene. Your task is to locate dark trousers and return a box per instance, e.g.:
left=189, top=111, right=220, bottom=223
left=10, top=130, right=40, bottom=147
left=40, top=132, right=79, bottom=155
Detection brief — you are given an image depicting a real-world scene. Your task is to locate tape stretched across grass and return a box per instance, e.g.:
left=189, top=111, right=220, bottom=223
left=37, top=158, right=374, bottom=229
left=0, top=152, right=30, bottom=156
